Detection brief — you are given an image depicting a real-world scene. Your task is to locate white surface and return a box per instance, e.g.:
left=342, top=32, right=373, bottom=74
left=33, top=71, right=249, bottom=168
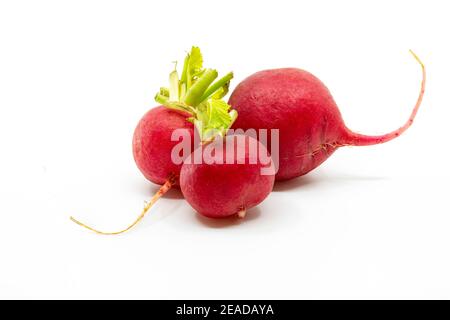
left=0, top=0, right=449, bottom=299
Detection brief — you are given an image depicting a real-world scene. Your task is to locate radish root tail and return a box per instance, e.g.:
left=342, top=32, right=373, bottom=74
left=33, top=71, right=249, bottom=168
left=70, top=175, right=176, bottom=235
left=237, top=208, right=246, bottom=219
left=345, top=50, right=426, bottom=146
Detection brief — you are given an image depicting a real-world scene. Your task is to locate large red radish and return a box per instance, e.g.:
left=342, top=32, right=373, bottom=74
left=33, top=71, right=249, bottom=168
left=228, top=51, right=426, bottom=181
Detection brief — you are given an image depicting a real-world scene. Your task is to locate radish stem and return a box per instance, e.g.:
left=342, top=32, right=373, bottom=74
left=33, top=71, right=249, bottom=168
left=200, top=72, right=234, bottom=102
left=183, top=69, right=218, bottom=106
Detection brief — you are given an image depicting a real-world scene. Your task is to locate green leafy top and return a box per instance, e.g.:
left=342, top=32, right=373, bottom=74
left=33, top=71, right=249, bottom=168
left=194, top=99, right=238, bottom=141
left=155, top=47, right=236, bottom=142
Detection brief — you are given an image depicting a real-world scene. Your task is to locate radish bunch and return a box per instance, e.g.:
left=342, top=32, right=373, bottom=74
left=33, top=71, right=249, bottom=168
left=71, top=47, right=274, bottom=234
left=71, top=47, right=425, bottom=234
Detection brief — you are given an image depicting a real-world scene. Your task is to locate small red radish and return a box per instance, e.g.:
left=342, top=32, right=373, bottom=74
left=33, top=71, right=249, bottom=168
left=70, top=106, right=194, bottom=235
left=180, top=134, right=275, bottom=218
left=70, top=47, right=237, bottom=234
left=132, top=106, right=194, bottom=186
left=229, top=51, right=426, bottom=181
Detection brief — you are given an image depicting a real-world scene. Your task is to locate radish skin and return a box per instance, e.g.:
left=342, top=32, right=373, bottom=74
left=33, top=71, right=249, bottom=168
left=132, top=106, right=194, bottom=185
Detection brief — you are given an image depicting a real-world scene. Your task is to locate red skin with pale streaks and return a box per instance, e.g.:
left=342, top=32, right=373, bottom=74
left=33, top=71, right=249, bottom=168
left=229, top=65, right=425, bottom=181
left=132, top=106, right=194, bottom=185
left=180, top=135, right=275, bottom=218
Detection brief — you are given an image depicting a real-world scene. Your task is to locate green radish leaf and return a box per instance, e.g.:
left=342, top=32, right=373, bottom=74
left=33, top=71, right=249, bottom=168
left=159, top=87, right=170, bottom=97
left=188, top=46, right=203, bottom=77
left=200, top=72, right=234, bottom=102
left=207, top=99, right=232, bottom=128
left=183, top=69, right=218, bottom=106
left=169, top=69, right=180, bottom=101
left=211, top=77, right=231, bottom=99
left=194, top=99, right=237, bottom=141
left=155, top=46, right=237, bottom=142
left=180, top=47, right=203, bottom=95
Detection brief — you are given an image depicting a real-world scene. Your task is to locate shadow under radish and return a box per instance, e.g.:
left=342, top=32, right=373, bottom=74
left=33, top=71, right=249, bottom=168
left=273, top=172, right=388, bottom=192
left=272, top=175, right=319, bottom=192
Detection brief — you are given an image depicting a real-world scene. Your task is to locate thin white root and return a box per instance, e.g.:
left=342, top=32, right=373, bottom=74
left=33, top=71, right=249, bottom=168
left=237, top=209, right=246, bottom=219
left=70, top=176, right=175, bottom=235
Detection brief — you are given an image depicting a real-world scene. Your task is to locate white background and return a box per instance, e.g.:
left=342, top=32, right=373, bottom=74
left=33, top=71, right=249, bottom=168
left=0, top=0, right=448, bottom=299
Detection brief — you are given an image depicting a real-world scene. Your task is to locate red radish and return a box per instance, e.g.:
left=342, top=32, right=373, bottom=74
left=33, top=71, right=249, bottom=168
left=70, top=106, right=194, bottom=235
left=70, top=47, right=237, bottom=234
left=132, top=106, right=194, bottom=186
left=180, top=135, right=275, bottom=218
left=229, top=51, right=426, bottom=181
